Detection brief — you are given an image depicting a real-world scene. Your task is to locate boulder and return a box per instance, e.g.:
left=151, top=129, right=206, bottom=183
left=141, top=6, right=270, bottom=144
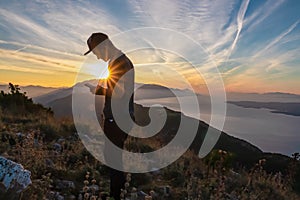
left=0, top=156, right=31, bottom=198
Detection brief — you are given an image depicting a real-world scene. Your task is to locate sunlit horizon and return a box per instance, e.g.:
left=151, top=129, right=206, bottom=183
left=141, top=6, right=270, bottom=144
left=0, top=1, right=299, bottom=94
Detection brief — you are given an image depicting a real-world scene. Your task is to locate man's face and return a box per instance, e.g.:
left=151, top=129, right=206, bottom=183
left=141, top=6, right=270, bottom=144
left=92, top=46, right=102, bottom=60
left=92, top=42, right=110, bottom=62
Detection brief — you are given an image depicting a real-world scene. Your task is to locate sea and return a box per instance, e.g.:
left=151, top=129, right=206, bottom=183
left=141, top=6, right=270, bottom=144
left=136, top=96, right=300, bottom=156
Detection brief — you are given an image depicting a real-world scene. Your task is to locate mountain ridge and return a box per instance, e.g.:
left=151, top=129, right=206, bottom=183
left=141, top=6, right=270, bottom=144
left=36, top=89, right=294, bottom=173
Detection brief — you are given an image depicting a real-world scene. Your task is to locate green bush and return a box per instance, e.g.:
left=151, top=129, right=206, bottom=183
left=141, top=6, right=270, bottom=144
left=0, top=83, right=53, bottom=118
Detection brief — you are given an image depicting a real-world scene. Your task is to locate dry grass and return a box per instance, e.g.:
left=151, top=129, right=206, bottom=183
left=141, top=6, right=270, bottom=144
left=0, top=87, right=299, bottom=199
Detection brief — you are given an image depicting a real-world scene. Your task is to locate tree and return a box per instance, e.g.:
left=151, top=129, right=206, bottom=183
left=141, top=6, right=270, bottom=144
left=292, top=153, right=300, bottom=161
left=0, top=83, right=53, bottom=116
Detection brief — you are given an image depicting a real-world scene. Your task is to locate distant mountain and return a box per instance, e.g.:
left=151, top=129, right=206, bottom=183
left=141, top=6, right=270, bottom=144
left=33, top=87, right=73, bottom=106
left=2, top=81, right=298, bottom=104
left=134, top=83, right=195, bottom=100
left=0, top=84, right=58, bottom=98
left=264, top=92, right=300, bottom=97
left=33, top=81, right=196, bottom=107
left=45, top=94, right=73, bottom=118
left=31, top=82, right=300, bottom=108
left=228, top=101, right=300, bottom=117
left=227, top=92, right=300, bottom=102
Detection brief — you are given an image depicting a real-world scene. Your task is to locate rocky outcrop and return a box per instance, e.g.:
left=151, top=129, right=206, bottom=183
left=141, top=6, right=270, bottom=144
left=0, top=156, right=31, bottom=193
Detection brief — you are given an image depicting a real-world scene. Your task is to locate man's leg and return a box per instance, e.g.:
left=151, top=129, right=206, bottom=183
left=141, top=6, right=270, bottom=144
left=104, top=119, right=127, bottom=200
left=109, top=168, right=126, bottom=200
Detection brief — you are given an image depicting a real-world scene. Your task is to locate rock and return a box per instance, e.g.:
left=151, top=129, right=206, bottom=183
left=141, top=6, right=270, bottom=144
left=0, top=156, right=31, bottom=194
left=150, top=168, right=160, bottom=175
left=56, top=194, right=64, bottom=200
left=156, top=186, right=171, bottom=197
left=53, top=143, right=62, bottom=152
left=57, top=138, right=65, bottom=143
left=137, top=190, right=148, bottom=199
left=89, top=184, right=99, bottom=192
left=55, top=180, right=75, bottom=190
left=46, top=191, right=56, bottom=200
left=0, top=156, right=31, bottom=200
left=47, top=191, right=65, bottom=200
left=16, top=132, right=23, bottom=137
left=45, top=158, right=55, bottom=168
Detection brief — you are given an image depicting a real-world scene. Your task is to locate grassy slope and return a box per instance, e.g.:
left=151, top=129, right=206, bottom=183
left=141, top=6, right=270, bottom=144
left=1, top=86, right=299, bottom=199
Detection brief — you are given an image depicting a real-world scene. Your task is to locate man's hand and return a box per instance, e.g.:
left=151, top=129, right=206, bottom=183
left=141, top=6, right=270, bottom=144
left=85, top=83, right=106, bottom=95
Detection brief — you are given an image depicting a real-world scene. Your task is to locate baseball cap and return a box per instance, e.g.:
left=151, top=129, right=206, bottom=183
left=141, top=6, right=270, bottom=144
left=84, top=32, right=109, bottom=55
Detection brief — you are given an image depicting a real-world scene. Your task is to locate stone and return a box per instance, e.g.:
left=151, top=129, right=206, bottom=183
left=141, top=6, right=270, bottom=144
left=0, top=156, right=31, bottom=193
left=47, top=191, right=65, bottom=200
left=55, top=180, right=75, bottom=190
left=137, top=190, right=148, bottom=199
left=89, top=184, right=99, bottom=192
left=53, top=143, right=62, bottom=152
left=45, top=158, right=55, bottom=168
left=56, top=194, right=64, bottom=200
left=57, top=138, right=65, bottom=143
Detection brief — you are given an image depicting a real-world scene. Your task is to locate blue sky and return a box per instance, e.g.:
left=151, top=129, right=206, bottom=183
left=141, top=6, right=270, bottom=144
left=0, top=0, right=299, bottom=93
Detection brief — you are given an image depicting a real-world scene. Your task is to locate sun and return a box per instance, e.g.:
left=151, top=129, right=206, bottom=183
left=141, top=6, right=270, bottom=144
left=100, top=69, right=110, bottom=79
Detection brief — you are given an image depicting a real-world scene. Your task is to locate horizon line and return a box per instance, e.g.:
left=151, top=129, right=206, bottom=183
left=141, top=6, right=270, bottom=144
left=0, top=81, right=300, bottom=96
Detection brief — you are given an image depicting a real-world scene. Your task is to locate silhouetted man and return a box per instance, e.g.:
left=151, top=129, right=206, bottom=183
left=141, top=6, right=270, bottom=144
left=84, top=32, right=134, bottom=200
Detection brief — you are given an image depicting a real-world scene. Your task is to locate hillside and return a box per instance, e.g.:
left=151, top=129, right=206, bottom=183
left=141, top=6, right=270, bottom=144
left=0, top=83, right=300, bottom=199
left=34, top=84, right=297, bottom=174
left=31, top=82, right=298, bottom=172
left=134, top=104, right=296, bottom=174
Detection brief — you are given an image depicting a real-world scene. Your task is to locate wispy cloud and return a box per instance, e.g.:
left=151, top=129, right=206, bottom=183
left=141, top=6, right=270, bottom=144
left=228, top=0, right=250, bottom=58
left=254, top=20, right=300, bottom=58
left=244, top=0, right=285, bottom=32
left=0, top=0, right=299, bottom=92
left=0, top=8, right=63, bottom=48
left=0, top=40, right=83, bottom=58
left=0, top=65, right=54, bottom=75
left=0, top=49, right=80, bottom=73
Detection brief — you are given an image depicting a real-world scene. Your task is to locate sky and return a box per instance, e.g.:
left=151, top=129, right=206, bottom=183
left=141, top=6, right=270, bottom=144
left=0, top=0, right=299, bottom=94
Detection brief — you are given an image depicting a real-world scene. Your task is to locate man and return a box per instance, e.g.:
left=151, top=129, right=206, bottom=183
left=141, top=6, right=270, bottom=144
left=84, top=32, right=134, bottom=200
